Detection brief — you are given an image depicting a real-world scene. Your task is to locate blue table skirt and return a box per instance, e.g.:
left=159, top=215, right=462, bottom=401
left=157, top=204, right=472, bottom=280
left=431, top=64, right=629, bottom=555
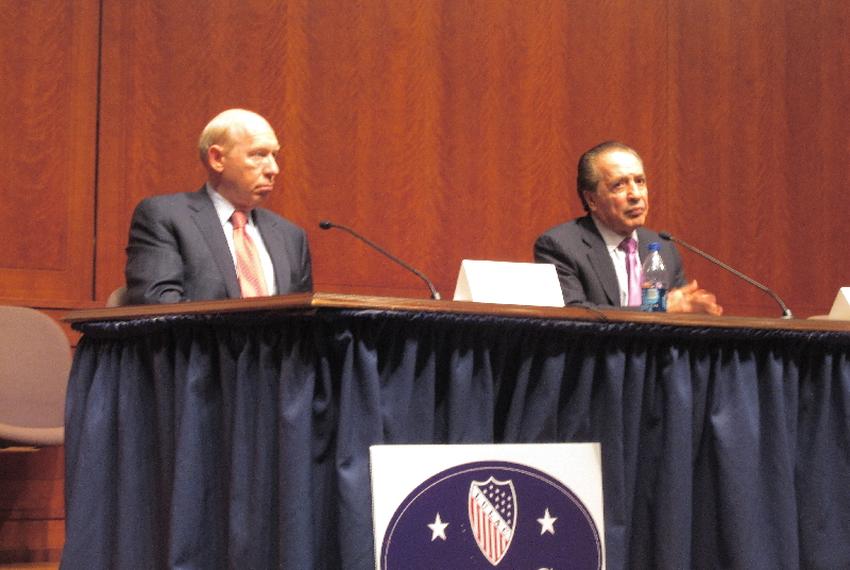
left=61, top=310, right=850, bottom=569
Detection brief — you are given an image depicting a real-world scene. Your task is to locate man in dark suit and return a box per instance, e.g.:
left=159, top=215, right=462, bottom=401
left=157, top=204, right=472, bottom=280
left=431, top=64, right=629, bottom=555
left=125, top=109, right=312, bottom=305
left=534, top=141, right=721, bottom=314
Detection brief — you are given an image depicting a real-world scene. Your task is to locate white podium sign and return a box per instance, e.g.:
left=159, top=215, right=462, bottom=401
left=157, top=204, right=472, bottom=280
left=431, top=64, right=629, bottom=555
left=370, top=443, right=605, bottom=569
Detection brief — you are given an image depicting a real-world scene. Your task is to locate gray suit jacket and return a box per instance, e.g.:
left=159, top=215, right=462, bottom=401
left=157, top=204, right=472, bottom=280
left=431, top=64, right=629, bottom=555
left=533, top=215, right=685, bottom=307
left=125, top=188, right=312, bottom=305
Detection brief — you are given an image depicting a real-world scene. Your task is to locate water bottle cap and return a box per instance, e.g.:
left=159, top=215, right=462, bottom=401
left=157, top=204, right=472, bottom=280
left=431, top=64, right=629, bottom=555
left=648, top=242, right=660, bottom=251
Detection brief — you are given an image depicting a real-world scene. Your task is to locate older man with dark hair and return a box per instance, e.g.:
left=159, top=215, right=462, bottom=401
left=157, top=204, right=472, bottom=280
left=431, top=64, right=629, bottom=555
left=534, top=141, right=721, bottom=314
left=124, top=109, right=312, bottom=305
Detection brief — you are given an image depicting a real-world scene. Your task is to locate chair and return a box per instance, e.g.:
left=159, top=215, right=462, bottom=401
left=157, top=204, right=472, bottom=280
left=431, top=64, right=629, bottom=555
left=0, top=306, right=71, bottom=446
left=106, top=285, right=129, bottom=307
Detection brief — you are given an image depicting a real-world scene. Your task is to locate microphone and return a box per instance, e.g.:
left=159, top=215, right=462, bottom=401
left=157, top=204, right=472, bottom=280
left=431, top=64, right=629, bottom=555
left=318, top=220, right=441, bottom=300
left=659, top=232, right=792, bottom=319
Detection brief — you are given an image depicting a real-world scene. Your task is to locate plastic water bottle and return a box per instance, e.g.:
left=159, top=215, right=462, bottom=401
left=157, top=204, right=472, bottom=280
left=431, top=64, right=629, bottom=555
left=640, top=242, right=667, bottom=312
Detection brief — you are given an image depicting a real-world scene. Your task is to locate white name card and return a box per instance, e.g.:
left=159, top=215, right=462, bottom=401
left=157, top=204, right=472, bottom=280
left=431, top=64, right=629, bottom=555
left=828, top=287, right=850, bottom=320
left=452, top=259, right=564, bottom=307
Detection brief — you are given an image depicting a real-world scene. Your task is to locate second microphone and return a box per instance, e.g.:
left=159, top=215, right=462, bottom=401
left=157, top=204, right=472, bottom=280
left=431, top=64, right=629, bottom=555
left=318, top=220, right=441, bottom=300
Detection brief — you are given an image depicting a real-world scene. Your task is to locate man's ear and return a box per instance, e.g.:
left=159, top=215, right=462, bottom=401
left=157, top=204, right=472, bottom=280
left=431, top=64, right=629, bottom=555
left=207, top=145, right=226, bottom=173
left=583, top=190, right=597, bottom=212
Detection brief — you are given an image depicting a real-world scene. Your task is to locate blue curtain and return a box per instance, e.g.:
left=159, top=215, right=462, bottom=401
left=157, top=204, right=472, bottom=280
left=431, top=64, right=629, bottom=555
left=61, top=310, right=850, bottom=569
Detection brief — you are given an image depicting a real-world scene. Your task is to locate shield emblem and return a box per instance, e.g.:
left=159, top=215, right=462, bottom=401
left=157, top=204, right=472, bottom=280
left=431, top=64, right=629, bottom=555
left=468, top=476, right=517, bottom=566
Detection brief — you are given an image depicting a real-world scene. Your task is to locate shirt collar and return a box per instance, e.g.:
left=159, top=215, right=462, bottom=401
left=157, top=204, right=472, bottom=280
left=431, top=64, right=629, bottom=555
left=591, top=215, right=638, bottom=251
left=206, top=184, right=252, bottom=227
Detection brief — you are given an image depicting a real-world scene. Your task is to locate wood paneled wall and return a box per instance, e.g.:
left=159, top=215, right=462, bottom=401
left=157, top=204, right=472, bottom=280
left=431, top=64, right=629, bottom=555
left=3, top=0, right=850, bottom=561
left=3, top=0, right=848, bottom=316
left=0, top=1, right=96, bottom=562
left=0, top=0, right=98, bottom=307
left=0, top=448, right=64, bottom=563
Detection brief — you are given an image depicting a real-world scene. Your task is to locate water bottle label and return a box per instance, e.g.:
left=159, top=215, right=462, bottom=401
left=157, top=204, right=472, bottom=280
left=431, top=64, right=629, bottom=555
left=641, top=287, right=667, bottom=312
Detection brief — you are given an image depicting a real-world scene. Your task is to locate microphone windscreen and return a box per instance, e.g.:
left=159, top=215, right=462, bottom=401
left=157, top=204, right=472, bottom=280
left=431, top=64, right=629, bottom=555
left=318, top=220, right=333, bottom=230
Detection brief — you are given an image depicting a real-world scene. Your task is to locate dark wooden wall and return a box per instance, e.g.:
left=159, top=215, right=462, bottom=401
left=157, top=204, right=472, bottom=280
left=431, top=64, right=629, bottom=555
left=6, top=0, right=850, bottom=317
left=2, top=0, right=850, bottom=561
left=0, top=0, right=97, bottom=307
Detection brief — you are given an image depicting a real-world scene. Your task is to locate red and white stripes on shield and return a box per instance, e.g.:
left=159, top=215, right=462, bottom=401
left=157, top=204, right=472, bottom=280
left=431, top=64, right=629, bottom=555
left=468, top=482, right=515, bottom=565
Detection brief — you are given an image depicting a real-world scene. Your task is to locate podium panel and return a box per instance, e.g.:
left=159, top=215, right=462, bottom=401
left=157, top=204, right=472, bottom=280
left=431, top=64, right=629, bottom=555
left=370, top=443, right=605, bottom=569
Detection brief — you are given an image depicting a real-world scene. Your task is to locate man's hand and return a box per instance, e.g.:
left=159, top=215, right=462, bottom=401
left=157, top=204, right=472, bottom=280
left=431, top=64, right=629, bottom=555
left=667, top=280, right=723, bottom=316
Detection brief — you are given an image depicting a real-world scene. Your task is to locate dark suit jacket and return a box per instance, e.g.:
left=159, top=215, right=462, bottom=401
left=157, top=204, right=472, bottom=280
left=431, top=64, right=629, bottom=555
left=533, top=215, right=685, bottom=307
left=125, top=188, right=312, bottom=305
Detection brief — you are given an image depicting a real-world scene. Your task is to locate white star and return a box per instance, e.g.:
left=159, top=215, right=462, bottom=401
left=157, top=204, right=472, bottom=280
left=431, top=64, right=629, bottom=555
left=537, top=508, right=557, bottom=535
left=428, top=513, right=449, bottom=541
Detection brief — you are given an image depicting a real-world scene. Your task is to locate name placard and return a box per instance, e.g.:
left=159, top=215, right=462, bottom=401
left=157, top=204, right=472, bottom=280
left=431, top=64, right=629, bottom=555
left=452, top=260, right=565, bottom=307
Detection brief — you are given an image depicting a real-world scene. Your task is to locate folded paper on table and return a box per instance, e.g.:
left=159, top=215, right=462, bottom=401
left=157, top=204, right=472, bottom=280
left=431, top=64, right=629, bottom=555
left=453, top=259, right=564, bottom=307
left=810, top=287, right=850, bottom=320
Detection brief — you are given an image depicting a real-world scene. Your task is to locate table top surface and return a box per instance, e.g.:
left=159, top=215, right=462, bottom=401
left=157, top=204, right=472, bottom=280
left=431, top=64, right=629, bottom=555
left=62, top=292, right=850, bottom=335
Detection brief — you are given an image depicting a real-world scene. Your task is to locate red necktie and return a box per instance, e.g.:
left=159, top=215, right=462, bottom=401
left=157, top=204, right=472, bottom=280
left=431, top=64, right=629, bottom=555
left=619, top=237, right=642, bottom=307
left=230, top=210, right=268, bottom=298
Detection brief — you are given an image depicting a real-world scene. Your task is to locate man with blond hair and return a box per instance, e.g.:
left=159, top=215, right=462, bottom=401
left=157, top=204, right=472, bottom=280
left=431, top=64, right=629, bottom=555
left=125, top=109, right=312, bottom=304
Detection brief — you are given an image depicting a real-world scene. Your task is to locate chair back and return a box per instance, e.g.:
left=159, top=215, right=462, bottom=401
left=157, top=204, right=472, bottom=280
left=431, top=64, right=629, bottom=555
left=0, top=306, right=71, bottom=446
left=106, top=286, right=128, bottom=307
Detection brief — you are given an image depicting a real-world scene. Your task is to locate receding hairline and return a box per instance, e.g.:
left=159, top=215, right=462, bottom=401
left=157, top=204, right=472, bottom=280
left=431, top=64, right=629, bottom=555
left=576, top=141, right=644, bottom=212
left=583, top=142, right=641, bottom=185
left=198, top=109, right=274, bottom=163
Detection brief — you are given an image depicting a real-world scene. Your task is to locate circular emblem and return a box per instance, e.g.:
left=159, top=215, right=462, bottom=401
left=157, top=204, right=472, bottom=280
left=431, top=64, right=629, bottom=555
left=380, top=460, right=602, bottom=569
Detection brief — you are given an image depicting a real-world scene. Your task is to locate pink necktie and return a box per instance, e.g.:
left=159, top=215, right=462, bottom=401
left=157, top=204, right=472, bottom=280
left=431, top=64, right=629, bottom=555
left=231, top=210, right=268, bottom=298
left=619, top=237, right=642, bottom=307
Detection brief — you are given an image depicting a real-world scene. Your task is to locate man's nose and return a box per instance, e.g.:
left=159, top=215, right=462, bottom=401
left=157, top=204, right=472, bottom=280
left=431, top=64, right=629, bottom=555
left=264, top=155, right=279, bottom=176
left=626, top=180, right=641, bottom=198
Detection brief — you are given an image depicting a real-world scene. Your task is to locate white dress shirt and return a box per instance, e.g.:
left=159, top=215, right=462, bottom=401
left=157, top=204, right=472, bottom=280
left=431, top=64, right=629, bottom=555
left=591, top=216, right=638, bottom=307
left=206, top=185, right=278, bottom=296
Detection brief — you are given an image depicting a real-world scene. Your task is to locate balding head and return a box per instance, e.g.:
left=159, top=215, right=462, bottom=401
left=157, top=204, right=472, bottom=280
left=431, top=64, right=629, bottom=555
left=200, top=109, right=281, bottom=210
left=198, top=109, right=274, bottom=168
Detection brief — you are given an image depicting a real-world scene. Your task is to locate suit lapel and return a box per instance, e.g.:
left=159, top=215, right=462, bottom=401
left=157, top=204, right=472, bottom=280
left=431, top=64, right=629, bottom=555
left=579, top=217, right=620, bottom=305
left=254, top=209, right=290, bottom=293
left=188, top=189, right=241, bottom=298
left=638, top=228, right=668, bottom=269
left=637, top=228, right=653, bottom=262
